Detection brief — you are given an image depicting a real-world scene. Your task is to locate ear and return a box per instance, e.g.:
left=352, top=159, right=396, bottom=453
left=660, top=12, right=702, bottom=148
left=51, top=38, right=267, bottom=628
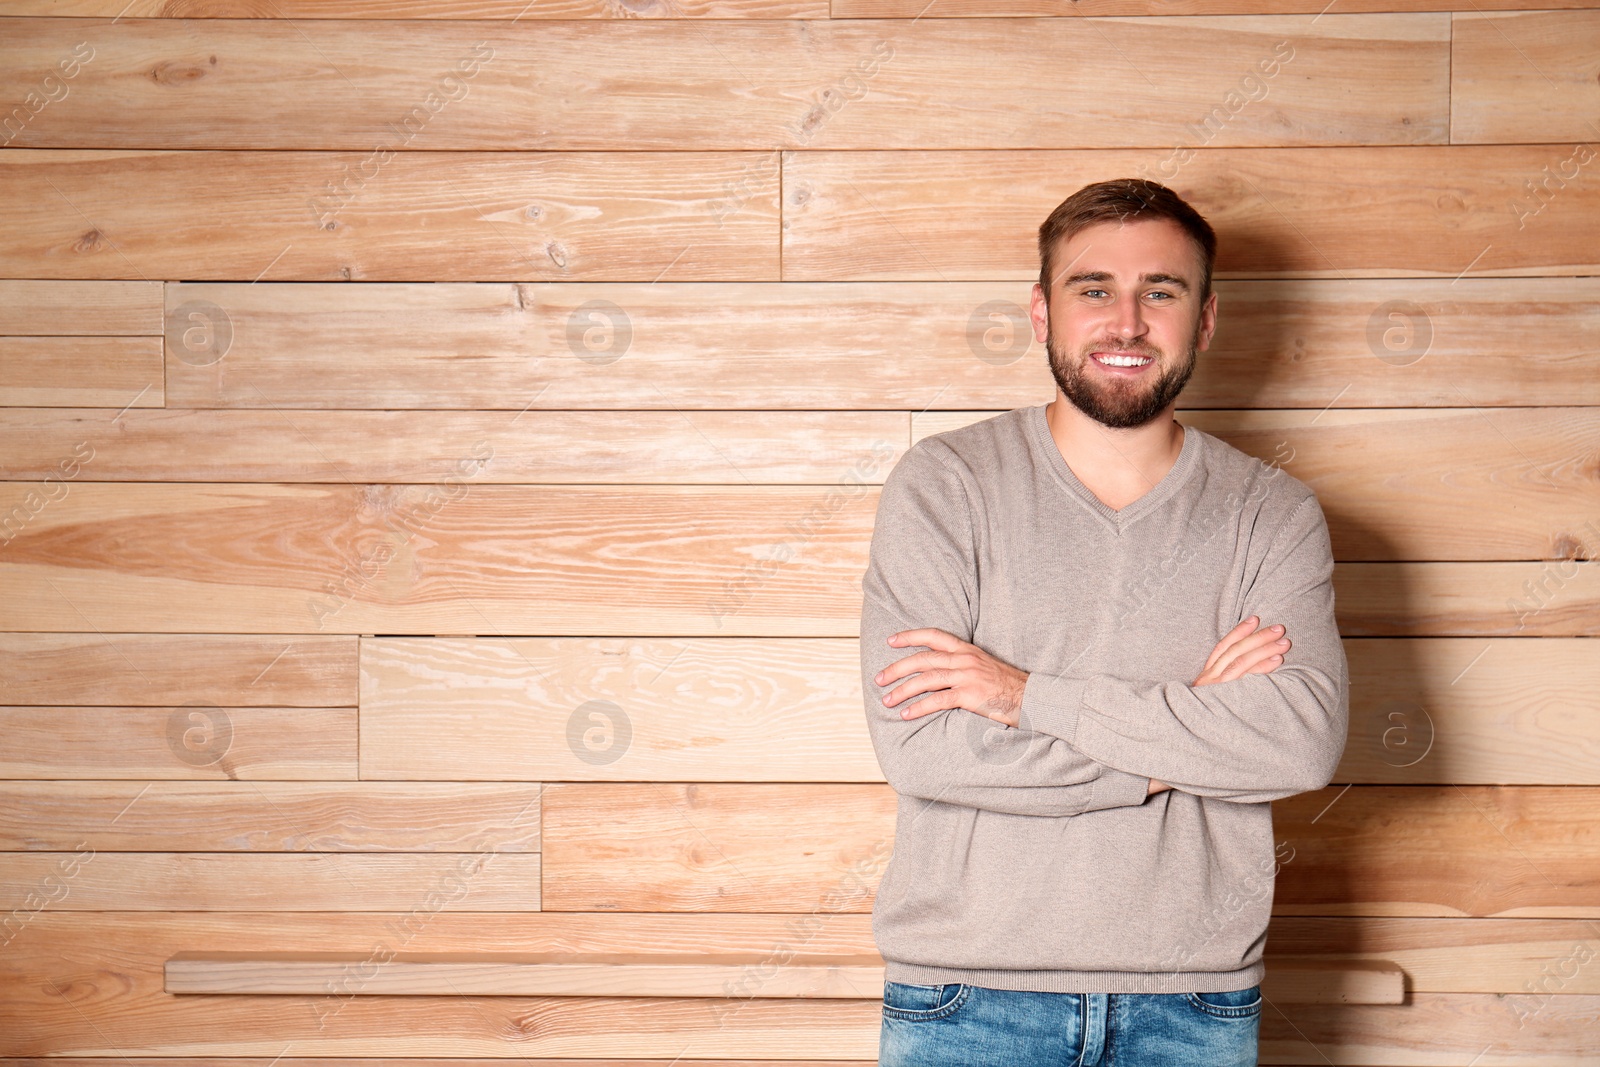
left=1196, top=289, right=1219, bottom=353
left=1029, top=283, right=1050, bottom=345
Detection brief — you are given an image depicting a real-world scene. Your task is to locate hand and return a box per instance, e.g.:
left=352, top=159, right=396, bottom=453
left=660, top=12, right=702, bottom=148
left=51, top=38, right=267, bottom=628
left=1192, top=615, right=1291, bottom=687
left=875, top=627, right=1028, bottom=728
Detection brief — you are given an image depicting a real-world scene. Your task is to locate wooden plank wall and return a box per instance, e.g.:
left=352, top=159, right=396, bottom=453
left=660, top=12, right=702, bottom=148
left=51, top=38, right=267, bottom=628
left=1, top=2, right=1598, bottom=1063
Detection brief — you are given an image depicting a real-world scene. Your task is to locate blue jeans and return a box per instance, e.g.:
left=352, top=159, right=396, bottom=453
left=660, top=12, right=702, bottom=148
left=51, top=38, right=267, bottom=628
left=880, top=980, right=1260, bottom=1066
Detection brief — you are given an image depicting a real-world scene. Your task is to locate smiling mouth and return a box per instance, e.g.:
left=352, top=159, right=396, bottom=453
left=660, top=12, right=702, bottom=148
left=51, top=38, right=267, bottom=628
left=1092, top=351, right=1154, bottom=368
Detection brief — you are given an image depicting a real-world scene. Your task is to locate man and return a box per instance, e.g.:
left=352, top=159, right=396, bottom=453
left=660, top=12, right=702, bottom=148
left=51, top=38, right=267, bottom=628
left=859, top=178, right=1349, bottom=1065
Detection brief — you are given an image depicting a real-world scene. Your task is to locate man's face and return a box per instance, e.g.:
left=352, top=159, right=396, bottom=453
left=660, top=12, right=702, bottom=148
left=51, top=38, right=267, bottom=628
left=1030, top=217, right=1217, bottom=430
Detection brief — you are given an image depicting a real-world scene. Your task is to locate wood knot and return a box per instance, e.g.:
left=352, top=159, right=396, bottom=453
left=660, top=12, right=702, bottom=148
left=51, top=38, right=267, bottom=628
left=150, top=60, right=209, bottom=85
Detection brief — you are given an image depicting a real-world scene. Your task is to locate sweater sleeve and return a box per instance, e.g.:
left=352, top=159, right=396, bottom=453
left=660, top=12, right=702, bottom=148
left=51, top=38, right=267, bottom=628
left=861, top=442, right=1153, bottom=818
left=1015, top=492, right=1349, bottom=804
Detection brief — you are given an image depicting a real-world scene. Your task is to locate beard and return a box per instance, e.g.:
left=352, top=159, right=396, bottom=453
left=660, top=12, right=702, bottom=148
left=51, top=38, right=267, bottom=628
left=1045, top=319, right=1201, bottom=430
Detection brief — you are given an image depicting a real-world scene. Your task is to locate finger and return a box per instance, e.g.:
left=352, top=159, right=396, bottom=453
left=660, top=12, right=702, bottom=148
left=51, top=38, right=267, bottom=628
left=1204, top=617, right=1259, bottom=673
left=889, top=628, right=967, bottom=653
left=881, top=666, right=956, bottom=708
left=1218, top=636, right=1289, bottom=682
left=897, top=690, right=962, bottom=720
left=874, top=650, right=932, bottom=688
left=1220, top=624, right=1286, bottom=668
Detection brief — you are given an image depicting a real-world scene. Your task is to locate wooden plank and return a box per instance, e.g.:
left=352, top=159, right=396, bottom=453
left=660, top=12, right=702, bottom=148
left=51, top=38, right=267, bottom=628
left=0, top=280, right=162, bottom=334
left=0, top=481, right=1594, bottom=635
left=164, top=950, right=888, bottom=998
left=360, top=636, right=1600, bottom=785
left=160, top=950, right=1405, bottom=1003
left=541, top=784, right=1600, bottom=917
left=359, top=637, right=885, bottom=782
left=0, top=853, right=540, bottom=910
left=1193, top=277, right=1600, bottom=407
left=1271, top=786, right=1600, bottom=918
left=0, top=633, right=355, bottom=706
left=1334, top=562, right=1600, bottom=638
left=0, top=484, right=883, bottom=636
left=782, top=147, right=1600, bottom=279
left=1452, top=11, right=1600, bottom=145
left=0, top=0, right=824, bottom=16
left=0, top=16, right=1447, bottom=150
left=0, top=337, right=162, bottom=406
left=158, top=278, right=1600, bottom=410
left=838, top=0, right=1600, bottom=12
left=0, top=782, right=540, bottom=852
left=0, top=707, right=356, bottom=780
left=1342, top=638, right=1600, bottom=785
left=917, top=408, right=1600, bottom=563
left=7, top=913, right=1600, bottom=997
left=3, top=988, right=1594, bottom=1060
left=0, top=409, right=909, bottom=483
left=1270, top=916, right=1600, bottom=995
left=4, top=914, right=1598, bottom=1058
left=0, top=150, right=778, bottom=281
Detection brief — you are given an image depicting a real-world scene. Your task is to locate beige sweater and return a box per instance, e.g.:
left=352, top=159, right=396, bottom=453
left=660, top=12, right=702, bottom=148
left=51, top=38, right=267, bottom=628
left=859, top=404, right=1349, bottom=993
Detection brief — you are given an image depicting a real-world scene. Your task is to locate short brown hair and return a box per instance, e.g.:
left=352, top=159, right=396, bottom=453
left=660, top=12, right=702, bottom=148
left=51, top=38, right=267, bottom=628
left=1037, top=178, right=1217, bottom=304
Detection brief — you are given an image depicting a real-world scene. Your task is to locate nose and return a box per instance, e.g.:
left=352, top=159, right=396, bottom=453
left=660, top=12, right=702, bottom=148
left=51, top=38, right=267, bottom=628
left=1113, top=294, right=1148, bottom=340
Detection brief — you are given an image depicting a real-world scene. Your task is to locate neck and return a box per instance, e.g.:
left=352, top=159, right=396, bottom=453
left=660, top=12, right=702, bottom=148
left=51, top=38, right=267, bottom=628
left=1044, top=397, right=1185, bottom=485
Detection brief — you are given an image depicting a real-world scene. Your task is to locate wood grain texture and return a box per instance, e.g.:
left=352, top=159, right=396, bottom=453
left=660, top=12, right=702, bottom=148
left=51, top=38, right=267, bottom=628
left=839, top=0, right=1600, bottom=12
left=0, top=782, right=540, bottom=851
left=0, top=150, right=778, bottom=281
left=0, top=852, right=540, bottom=910
left=540, top=783, right=1600, bottom=917
left=0, top=409, right=909, bottom=483
left=1333, top=561, right=1600, bottom=637
left=1271, top=785, right=1600, bottom=918
left=0, top=483, right=885, bottom=636
left=0, top=16, right=1447, bottom=149
left=782, top=147, right=1600, bottom=279
left=0, top=280, right=161, bottom=334
left=919, top=408, right=1600, bottom=563
left=0, top=706, right=356, bottom=779
left=359, top=636, right=1600, bottom=784
left=359, top=637, right=885, bottom=782
left=0, top=633, right=355, bottom=705
left=156, top=278, right=1600, bottom=410
left=1451, top=11, right=1600, bottom=144
left=4, top=914, right=1597, bottom=1057
left=161, top=950, right=1405, bottom=1002
left=0, top=337, right=162, bottom=406
left=0, top=0, right=824, bottom=16
left=1, top=481, right=1593, bottom=635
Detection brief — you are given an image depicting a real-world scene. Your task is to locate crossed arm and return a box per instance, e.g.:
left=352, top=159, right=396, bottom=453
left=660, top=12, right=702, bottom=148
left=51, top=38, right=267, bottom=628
left=876, top=616, right=1298, bottom=794
left=860, top=443, right=1349, bottom=817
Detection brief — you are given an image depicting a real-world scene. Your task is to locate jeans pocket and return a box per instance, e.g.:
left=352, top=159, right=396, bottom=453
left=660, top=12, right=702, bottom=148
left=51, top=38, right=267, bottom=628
left=882, top=980, right=971, bottom=1020
left=1185, top=985, right=1262, bottom=1018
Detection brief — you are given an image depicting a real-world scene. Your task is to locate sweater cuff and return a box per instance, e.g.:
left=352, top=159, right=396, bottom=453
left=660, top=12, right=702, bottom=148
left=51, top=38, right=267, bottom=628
left=1084, top=766, right=1153, bottom=812
left=1017, top=671, right=1088, bottom=743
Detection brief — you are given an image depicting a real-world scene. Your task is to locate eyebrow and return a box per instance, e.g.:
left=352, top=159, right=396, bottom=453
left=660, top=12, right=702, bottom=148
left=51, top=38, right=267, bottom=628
left=1059, top=270, right=1191, bottom=293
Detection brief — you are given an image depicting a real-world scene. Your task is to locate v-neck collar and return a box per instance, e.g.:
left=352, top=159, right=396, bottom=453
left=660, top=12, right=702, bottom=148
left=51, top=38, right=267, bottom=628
left=1028, top=403, right=1201, bottom=531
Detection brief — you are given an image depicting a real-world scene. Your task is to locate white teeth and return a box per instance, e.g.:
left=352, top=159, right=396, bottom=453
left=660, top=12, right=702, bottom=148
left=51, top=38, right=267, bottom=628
left=1096, top=354, right=1151, bottom=367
